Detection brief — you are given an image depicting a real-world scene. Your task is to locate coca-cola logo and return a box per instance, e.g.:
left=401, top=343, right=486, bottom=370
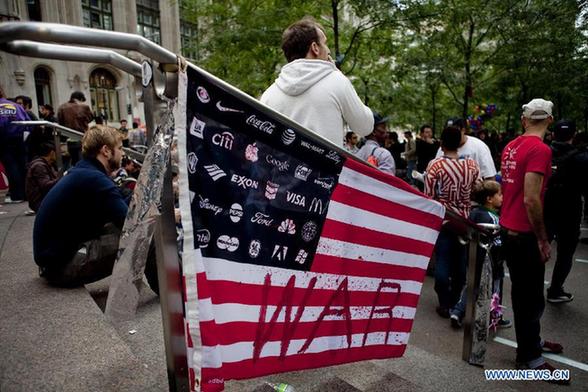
left=266, top=155, right=290, bottom=172
left=246, top=115, right=276, bottom=135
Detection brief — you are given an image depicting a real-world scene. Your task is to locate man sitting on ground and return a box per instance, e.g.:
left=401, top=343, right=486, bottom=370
left=33, top=125, right=126, bottom=286
left=25, top=142, right=60, bottom=212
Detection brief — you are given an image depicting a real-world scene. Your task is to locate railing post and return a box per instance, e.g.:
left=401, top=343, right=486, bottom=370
left=462, top=229, right=480, bottom=363
left=153, top=160, right=189, bottom=391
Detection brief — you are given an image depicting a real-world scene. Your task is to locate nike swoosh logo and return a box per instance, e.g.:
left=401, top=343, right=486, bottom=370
left=216, top=101, right=244, bottom=113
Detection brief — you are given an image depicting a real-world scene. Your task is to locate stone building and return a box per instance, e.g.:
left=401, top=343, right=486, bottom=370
left=0, top=0, right=197, bottom=126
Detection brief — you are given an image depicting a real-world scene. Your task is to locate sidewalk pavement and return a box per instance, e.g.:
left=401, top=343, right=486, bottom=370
left=1, top=200, right=586, bottom=391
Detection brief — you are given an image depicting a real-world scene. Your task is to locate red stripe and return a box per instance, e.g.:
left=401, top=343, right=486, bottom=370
left=320, top=218, right=435, bottom=256
left=201, top=344, right=406, bottom=382
left=312, top=254, right=428, bottom=283
left=332, top=183, right=443, bottom=231
left=186, top=321, right=194, bottom=348
left=199, top=317, right=414, bottom=346
left=197, top=274, right=420, bottom=307
left=344, top=158, right=426, bottom=198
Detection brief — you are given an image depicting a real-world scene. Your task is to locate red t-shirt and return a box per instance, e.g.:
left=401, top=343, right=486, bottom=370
left=500, top=135, right=552, bottom=232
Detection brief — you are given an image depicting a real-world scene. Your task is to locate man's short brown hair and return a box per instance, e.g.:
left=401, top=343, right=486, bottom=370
left=82, top=125, right=122, bottom=159
left=281, top=17, right=324, bottom=62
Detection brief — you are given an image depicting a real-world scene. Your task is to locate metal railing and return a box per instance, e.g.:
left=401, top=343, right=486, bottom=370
left=0, top=20, right=500, bottom=390
left=11, top=120, right=146, bottom=168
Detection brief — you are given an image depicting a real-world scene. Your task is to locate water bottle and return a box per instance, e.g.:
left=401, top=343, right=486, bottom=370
left=265, top=381, right=296, bottom=392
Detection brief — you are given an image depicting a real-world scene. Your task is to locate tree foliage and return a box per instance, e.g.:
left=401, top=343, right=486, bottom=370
left=180, top=0, right=588, bottom=134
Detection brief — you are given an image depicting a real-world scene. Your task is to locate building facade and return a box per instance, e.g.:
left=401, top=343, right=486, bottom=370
left=0, top=0, right=193, bottom=127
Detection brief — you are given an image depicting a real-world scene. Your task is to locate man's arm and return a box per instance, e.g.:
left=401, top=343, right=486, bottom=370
left=337, top=76, right=373, bottom=137
left=523, top=172, right=550, bottom=262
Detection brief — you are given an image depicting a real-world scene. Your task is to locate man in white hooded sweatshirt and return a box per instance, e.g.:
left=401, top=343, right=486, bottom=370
left=261, top=18, right=374, bottom=147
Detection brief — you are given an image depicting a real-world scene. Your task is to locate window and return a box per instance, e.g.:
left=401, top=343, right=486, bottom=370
left=27, top=0, right=42, bottom=21
left=34, top=67, right=52, bottom=106
left=137, top=0, right=160, bottom=44
left=180, top=20, right=198, bottom=60
left=89, top=68, right=119, bottom=122
left=81, top=0, right=113, bottom=30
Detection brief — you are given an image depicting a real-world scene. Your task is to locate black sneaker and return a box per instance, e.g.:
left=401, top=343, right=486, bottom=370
left=547, top=290, right=574, bottom=303
left=436, top=306, right=450, bottom=319
left=497, top=318, right=512, bottom=328
left=450, top=314, right=463, bottom=328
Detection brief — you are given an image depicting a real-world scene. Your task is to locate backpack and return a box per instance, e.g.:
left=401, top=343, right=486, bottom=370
left=367, top=146, right=379, bottom=167
left=546, top=145, right=585, bottom=192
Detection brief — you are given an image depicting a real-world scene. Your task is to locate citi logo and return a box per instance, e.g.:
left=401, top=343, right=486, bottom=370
left=286, top=191, right=306, bottom=207
left=325, top=150, right=342, bottom=164
left=204, top=164, right=226, bottom=181
left=212, top=132, right=234, bottom=150
left=231, top=174, right=259, bottom=189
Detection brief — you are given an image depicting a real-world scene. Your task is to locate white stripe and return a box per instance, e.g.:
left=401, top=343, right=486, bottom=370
left=575, top=258, right=588, bottom=264
left=338, top=166, right=445, bottom=218
left=201, top=257, right=423, bottom=295
left=327, top=200, right=440, bottom=245
left=203, top=332, right=409, bottom=364
left=317, top=237, right=430, bottom=269
left=493, top=337, right=588, bottom=372
left=175, top=69, right=203, bottom=387
left=208, top=303, right=416, bottom=325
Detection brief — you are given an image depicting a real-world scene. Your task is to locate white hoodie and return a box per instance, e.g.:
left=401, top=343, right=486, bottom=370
left=260, top=59, right=373, bottom=146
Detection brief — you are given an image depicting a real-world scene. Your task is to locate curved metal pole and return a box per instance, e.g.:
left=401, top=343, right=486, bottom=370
left=1, top=41, right=142, bottom=78
left=0, top=21, right=177, bottom=65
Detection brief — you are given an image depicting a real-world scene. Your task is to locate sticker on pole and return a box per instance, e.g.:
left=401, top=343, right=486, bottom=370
left=141, top=61, right=153, bottom=87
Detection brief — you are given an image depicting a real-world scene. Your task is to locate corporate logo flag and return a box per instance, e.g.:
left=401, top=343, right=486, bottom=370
left=176, top=66, right=445, bottom=391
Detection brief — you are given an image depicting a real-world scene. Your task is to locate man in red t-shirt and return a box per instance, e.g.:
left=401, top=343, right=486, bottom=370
left=500, top=98, right=569, bottom=382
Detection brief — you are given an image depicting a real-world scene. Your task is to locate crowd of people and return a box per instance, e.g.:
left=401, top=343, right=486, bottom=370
left=0, top=88, right=147, bottom=208
left=260, top=17, right=587, bottom=384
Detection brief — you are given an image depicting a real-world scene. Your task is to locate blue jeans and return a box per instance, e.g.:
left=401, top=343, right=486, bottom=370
left=434, top=228, right=467, bottom=309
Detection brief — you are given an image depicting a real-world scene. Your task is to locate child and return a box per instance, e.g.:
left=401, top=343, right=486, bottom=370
left=450, top=180, right=512, bottom=328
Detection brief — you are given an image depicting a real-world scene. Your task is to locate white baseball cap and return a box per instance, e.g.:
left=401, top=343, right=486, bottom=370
left=522, top=98, right=553, bottom=119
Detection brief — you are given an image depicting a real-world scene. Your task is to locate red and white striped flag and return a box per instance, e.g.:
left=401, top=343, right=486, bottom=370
left=176, top=66, right=445, bottom=391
